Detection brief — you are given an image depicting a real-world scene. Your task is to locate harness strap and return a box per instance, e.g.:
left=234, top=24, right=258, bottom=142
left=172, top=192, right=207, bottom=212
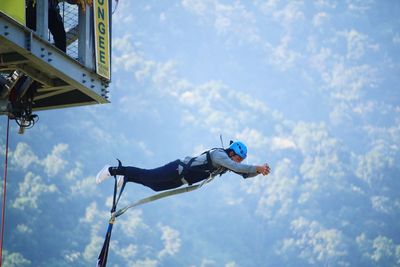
left=205, top=151, right=213, bottom=170
left=111, top=174, right=214, bottom=219
left=178, top=156, right=197, bottom=178
left=96, top=160, right=126, bottom=267
left=178, top=148, right=223, bottom=179
left=110, top=159, right=126, bottom=213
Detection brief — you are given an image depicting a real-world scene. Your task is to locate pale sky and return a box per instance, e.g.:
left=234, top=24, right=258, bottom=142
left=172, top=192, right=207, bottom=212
left=1, top=1, right=400, bottom=266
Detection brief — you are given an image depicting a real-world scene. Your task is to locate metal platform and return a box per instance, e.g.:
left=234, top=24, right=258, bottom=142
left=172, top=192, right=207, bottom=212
left=0, top=6, right=110, bottom=114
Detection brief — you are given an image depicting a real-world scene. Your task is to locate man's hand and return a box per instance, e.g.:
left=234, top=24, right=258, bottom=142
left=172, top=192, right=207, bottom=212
left=256, top=164, right=270, bottom=176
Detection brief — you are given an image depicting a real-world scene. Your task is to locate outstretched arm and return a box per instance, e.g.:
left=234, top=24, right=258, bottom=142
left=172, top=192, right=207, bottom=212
left=211, top=149, right=270, bottom=177
left=241, top=164, right=270, bottom=178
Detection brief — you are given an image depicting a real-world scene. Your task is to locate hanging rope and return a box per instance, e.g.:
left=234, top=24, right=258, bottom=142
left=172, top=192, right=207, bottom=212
left=0, top=117, right=10, bottom=267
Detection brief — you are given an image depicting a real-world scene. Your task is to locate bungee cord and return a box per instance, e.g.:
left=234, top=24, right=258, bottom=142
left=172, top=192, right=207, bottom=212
left=0, top=117, right=10, bottom=267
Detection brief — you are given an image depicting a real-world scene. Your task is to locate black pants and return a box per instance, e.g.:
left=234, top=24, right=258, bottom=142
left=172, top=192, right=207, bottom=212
left=123, top=160, right=184, bottom=192
left=26, top=2, right=67, bottom=52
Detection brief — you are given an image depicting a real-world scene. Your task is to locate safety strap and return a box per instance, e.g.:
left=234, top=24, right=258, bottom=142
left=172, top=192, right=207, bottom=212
left=111, top=174, right=214, bottom=219
left=111, top=177, right=126, bottom=213
left=96, top=174, right=126, bottom=267
left=178, top=148, right=227, bottom=182
left=110, top=160, right=126, bottom=214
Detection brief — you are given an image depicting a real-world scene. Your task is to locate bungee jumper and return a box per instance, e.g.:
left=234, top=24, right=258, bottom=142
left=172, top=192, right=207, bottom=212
left=96, top=140, right=271, bottom=192
left=95, top=140, right=270, bottom=267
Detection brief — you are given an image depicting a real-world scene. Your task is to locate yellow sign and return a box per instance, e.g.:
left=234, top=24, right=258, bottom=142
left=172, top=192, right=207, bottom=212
left=0, top=0, right=25, bottom=25
left=93, top=0, right=111, bottom=80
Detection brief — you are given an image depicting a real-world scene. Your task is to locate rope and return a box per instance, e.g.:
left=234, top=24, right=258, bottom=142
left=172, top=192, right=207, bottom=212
left=0, top=117, right=10, bottom=267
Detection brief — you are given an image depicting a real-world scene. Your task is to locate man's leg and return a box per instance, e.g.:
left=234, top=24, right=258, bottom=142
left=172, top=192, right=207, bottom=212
left=48, top=6, right=66, bottom=52
left=115, top=160, right=183, bottom=191
left=96, top=160, right=184, bottom=191
left=26, top=3, right=37, bottom=30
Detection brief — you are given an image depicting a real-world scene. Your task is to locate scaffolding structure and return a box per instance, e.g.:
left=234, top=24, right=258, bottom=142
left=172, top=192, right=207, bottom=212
left=0, top=0, right=111, bottom=130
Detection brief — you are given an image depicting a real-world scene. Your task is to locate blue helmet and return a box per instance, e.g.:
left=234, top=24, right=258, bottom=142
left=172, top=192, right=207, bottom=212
left=229, top=141, right=247, bottom=159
